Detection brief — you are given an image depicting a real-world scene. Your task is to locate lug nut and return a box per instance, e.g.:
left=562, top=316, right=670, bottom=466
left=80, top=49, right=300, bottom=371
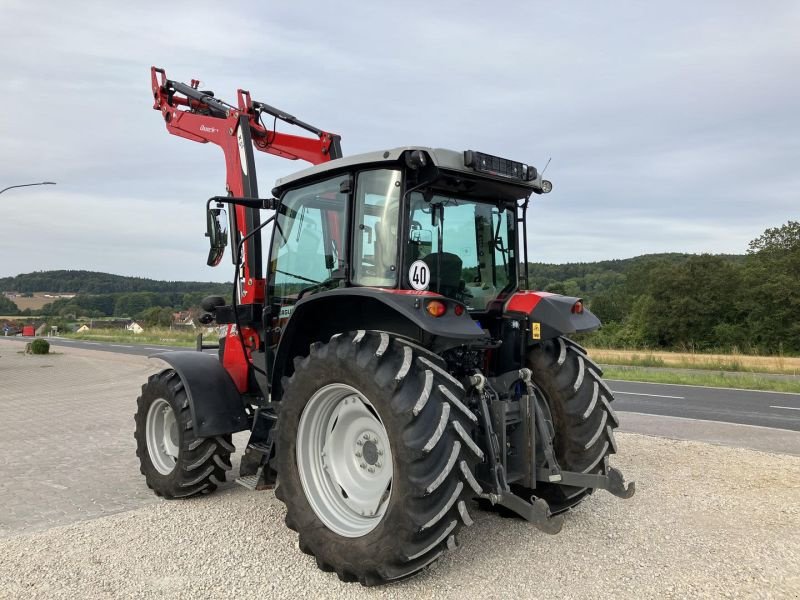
left=363, top=434, right=370, bottom=440
left=377, top=450, right=384, bottom=456
left=356, top=440, right=363, bottom=446
left=355, top=451, right=362, bottom=457
left=368, top=467, right=375, bottom=473
left=375, top=462, right=382, bottom=468
left=360, top=462, right=367, bottom=469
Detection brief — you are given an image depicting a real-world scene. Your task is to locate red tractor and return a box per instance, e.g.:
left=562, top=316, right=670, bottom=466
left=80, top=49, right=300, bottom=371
left=135, top=67, right=634, bottom=585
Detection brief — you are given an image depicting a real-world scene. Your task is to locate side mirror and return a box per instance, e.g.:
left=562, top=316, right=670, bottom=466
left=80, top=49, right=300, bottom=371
left=205, top=206, right=228, bottom=267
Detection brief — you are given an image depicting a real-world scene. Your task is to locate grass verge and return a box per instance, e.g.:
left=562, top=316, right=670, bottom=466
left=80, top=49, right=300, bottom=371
left=587, top=347, right=800, bottom=376
left=61, top=328, right=198, bottom=347
left=603, top=366, right=800, bottom=394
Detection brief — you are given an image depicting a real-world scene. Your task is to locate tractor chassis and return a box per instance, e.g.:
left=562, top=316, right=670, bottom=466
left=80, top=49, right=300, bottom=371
left=235, top=363, right=634, bottom=532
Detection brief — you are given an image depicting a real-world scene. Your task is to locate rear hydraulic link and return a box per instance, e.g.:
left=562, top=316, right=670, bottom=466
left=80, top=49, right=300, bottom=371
left=468, top=371, right=565, bottom=534
left=469, top=373, right=507, bottom=495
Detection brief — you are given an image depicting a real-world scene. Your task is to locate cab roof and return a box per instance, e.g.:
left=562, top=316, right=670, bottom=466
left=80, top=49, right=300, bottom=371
left=272, top=147, right=547, bottom=199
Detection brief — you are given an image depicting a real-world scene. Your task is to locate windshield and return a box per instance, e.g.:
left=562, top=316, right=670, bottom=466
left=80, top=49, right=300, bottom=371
left=407, top=192, right=516, bottom=309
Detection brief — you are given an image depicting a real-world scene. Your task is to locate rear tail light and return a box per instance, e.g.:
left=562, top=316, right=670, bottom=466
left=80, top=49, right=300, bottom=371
left=571, top=301, right=584, bottom=314
left=425, top=300, right=447, bottom=317
left=454, top=304, right=465, bottom=316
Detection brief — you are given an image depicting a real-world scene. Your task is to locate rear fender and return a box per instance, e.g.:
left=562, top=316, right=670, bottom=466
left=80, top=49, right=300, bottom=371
left=505, top=291, right=600, bottom=341
left=270, top=288, right=488, bottom=398
left=151, top=351, right=249, bottom=437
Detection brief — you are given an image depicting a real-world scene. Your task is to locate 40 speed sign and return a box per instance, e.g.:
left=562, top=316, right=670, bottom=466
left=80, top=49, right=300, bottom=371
left=408, top=260, right=430, bottom=291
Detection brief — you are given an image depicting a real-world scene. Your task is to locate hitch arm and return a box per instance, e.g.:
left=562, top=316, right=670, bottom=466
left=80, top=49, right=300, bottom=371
left=537, top=467, right=636, bottom=499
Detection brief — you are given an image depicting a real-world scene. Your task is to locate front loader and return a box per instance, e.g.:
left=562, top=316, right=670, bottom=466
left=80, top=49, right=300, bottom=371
left=134, top=67, right=634, bottom=585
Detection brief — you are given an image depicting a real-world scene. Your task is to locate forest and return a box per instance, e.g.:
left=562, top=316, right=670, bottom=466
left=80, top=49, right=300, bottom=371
left=0, top=270, right=230, bottom=295
left=534, top=220, right=799, bottom=354
left=1, top=221, right=797, bottom=353
left=0, top=271, right=229, bottom=327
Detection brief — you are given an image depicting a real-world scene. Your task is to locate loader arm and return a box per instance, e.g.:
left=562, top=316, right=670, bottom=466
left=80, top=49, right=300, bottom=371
left=150, top=66, right=342, bottom=390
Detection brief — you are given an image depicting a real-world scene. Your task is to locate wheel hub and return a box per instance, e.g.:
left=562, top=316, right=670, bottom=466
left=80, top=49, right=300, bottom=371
left=145, top=397, right=179, bottom=475
left=362, top=440, right=379, bottom=466
left=296, top=383, right=394, bottom=537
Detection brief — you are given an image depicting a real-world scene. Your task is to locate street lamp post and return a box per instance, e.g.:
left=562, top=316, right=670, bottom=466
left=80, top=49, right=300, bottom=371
left=0, top=181, right=56, bottom=195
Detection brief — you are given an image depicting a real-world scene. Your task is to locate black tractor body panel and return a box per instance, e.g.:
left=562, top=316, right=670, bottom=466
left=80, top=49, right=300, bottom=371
left=151, top=351, right=249, bottom=437
left=269, top=287, right=488, bottom=398
left=505, top=292, right=601, bottom=341
left=529, top=295, right=600, bottom=340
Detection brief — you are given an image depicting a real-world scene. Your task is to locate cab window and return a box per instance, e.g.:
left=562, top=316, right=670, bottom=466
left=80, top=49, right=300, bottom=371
left=352, top=169, right=402, bottom=287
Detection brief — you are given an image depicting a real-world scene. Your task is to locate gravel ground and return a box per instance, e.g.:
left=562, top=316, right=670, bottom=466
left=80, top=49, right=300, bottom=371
left=1, top=433, right=798, bottom=599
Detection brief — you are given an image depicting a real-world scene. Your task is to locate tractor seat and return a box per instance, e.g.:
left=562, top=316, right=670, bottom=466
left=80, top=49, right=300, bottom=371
left=423, top=252, right=463, bottom=298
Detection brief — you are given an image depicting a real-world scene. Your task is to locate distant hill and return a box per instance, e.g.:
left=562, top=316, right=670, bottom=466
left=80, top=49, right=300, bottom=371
left=2, top=256, right=748, bottom=297
left=523, top=253, right=745, bottom=297
left=0, top=270, right=229, bottom=295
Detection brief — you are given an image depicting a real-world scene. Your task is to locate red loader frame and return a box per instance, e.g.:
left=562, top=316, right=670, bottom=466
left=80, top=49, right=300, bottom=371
left=150, top=67, right=342, bottom=390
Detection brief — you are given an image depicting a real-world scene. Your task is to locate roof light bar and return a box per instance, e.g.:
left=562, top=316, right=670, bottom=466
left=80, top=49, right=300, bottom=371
left=464, top=150, right=537, bottom=181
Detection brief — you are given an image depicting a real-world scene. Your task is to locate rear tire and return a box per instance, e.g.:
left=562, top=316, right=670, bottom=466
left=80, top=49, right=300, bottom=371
left=524, top=336, right=620, bottom=513
left=134, top=369, right=234, bottom=498
left=274, top=331, right=480, bottom=586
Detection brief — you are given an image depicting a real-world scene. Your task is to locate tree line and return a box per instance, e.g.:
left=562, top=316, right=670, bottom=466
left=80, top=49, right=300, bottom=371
left=529, top=220, right=799, bottom=354
left=3, top=221, right=797, bottom=352
left=0, top=271, right=230, bottom=328
left=39, top=291, right=220, bottom=320
left=0, top=270, right=229, bottom=295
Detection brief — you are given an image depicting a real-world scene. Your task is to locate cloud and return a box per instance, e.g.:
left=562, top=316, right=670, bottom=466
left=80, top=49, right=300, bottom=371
left=0, top=0, right=797, bottom=280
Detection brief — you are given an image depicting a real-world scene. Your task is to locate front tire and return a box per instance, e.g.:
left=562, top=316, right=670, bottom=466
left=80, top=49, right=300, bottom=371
left=134, top=369, right=234, bottom=498
left=275, top=331, right=481, bottom=585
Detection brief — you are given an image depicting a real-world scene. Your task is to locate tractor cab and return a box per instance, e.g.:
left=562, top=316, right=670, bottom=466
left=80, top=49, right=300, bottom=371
left=265, top=147, right=548, bottom=325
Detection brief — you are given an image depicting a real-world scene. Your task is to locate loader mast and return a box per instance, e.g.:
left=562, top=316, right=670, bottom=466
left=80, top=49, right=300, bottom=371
left=151, top=66, right=341, bottom=303
left=151, top=67, right=342, bottom=390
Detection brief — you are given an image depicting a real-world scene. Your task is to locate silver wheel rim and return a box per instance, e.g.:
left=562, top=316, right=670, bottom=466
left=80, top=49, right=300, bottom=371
left=296, top=383, right=393, bottom=538
left=146, top=398, right=180, bottom=475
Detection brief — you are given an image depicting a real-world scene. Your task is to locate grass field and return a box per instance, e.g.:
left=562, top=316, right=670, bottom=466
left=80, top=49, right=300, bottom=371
left=586, top=347, right=800, bottom=376
left=603, top=366, right=800, bottom=394
left=4, top=293, right=73, bottom=311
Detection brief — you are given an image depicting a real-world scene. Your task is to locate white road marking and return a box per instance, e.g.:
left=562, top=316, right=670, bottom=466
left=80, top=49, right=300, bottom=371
left=612, top=390, right=685, bottom=400
left=771, top=406, right=800, bottom=411
left=618, top=410, right=800, bottom=435
left=605, top=379, right=800, bottom=396
left=109, top=344, right=133, bottom=348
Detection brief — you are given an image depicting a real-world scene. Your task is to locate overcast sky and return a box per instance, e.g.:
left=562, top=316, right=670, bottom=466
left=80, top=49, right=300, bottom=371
left=1, top=1, right=797, bottom=281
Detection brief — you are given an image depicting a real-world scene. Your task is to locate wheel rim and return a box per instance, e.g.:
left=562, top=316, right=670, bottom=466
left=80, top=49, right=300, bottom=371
left=146, top=398, right=180, bottom=475
left=296, top=383, right=394, bottom=538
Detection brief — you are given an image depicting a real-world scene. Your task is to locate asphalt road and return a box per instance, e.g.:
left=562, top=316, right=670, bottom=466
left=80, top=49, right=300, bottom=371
left=610, top=379, right=800, bottom=432
left=4, top=336, right=799, bottom=432
left=1, top=335, right=208, bottom=356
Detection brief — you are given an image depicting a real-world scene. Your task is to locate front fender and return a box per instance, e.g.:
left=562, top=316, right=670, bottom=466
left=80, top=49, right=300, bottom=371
left=505, top=291, right=601, bottom=340
left=151, top=351, right=248, bottom=437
